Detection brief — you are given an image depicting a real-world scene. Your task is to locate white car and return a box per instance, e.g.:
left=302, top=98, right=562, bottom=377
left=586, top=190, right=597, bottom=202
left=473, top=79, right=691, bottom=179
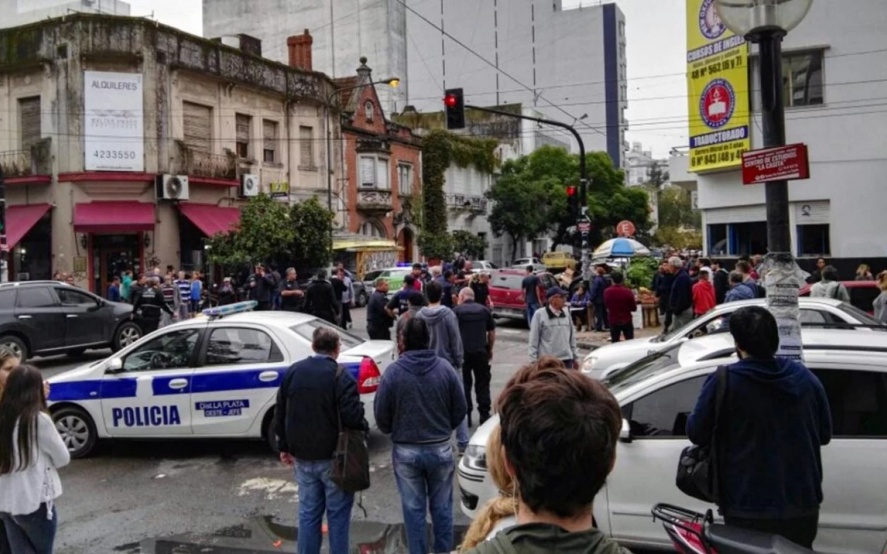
left=582, top=298, right=882, bottom=380
left=510, top=258, right=546, bottom=271
left=459, top=329, right=887, bottom=554
left=47, top=308, right=395, bottom=458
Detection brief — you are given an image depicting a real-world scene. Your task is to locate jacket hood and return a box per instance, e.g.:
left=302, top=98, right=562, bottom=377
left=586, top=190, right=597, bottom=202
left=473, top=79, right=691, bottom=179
left=485, top=523, right=628, bottom=554
left=396, top=349, right=443, bottom=376
left=729, top=357, right=809, bottom=398
left=418, top=305, right=450, bottom=322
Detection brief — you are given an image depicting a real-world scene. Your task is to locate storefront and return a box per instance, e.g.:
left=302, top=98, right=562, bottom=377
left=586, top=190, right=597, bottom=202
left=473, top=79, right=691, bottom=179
left=6, top=204, right=53, bottom=281
left=333, top=235, right=401, bottom=278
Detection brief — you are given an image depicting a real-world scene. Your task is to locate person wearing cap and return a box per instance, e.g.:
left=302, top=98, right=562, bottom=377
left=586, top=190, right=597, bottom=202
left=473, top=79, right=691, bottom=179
left=693, top=266, right=717, bottom=317
left=528, top=286, right=578, bottom=369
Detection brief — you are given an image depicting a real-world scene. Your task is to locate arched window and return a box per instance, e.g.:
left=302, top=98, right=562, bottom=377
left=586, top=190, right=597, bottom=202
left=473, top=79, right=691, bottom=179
left=365, top=101, right=375, bottom=121
left=360, top=220, right=386, bottom=238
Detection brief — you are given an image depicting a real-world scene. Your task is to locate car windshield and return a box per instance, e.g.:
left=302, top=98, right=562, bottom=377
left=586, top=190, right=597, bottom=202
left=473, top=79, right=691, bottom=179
left=837, top=302, right=885, bottom=327
left=289, top=319, right=365, bottom=350
left=490, top=273, right=524, bottom=289
left=653, top=317, right=699, bottom=343
left=602, top=341, right=684, bottom=395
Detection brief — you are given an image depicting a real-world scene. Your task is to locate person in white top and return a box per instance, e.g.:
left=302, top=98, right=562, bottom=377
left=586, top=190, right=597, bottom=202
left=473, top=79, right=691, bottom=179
left=0, top=365, right=70, bottom=554
left=0, top=347, right=22, bottom=554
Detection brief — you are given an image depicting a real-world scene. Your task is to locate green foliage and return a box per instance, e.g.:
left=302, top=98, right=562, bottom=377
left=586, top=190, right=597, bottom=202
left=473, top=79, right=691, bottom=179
left=652, top=226, right=703, bottom=250
left=626, top=257, right=660, bottom=290
left=418, top=232, right=454, bottom=262
left=451, top=230, right=488, bottom=260
left=289, top=196, right=334, bottom=268
left=657, top=186, right=701, bottom=229
left=584, top=152, right=652, bottom=243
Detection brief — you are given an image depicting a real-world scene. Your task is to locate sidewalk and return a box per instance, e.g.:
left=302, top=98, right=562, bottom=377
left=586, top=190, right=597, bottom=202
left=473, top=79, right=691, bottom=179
left=576, top=325, right=663, bottom=350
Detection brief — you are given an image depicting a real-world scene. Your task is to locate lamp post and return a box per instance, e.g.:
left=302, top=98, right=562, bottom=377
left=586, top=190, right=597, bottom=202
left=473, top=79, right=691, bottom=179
left=716, top=0, right=813, bottom=359
left=324, top=77, right=400, bottom=247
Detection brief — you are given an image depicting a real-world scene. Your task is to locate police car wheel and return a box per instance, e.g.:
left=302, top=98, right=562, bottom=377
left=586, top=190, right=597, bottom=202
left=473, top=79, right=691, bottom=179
left=53, top=406, right=97, bottom=458
left=0, top=335, right=28, bottom=361
left=112, top=322, right=142, bottom=352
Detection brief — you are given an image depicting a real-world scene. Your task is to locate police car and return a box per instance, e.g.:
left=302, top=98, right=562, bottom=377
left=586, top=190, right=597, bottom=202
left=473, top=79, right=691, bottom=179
left=46, top=302, right=394, bottom=458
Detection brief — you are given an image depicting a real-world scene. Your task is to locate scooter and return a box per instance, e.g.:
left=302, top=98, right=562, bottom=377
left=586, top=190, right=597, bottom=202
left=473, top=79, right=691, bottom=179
left=651, top=504, right=816, bottom=554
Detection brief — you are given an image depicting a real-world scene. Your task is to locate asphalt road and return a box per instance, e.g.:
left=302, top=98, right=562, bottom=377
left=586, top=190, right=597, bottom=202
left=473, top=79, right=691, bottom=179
left=31, top=308, right=558, bottom=553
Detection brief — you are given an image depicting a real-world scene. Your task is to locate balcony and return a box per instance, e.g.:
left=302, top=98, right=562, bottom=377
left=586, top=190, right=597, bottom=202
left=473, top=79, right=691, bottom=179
left=445, top=193, right=488, bottom=215
left=356, top=189, right=393, bottom=213
left=175, top=141, right=237, bottom=180
left=0, top=139, right=52, bottom=178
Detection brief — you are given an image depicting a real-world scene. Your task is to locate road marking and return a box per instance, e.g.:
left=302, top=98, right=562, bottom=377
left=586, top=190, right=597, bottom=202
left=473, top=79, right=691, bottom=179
left=237, top=477, right=298, bottom=502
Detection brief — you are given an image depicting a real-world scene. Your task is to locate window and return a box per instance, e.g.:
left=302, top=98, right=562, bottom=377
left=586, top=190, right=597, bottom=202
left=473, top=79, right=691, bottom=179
left=812, top=369, right=887, bottom=437
left=365, top=101, right=375, bottom=121
left=18, top=97, right=41, bottom=151
left=398, top=163, right=414, bottom=196
left=359, top=156, right=389, bottom=189
left=289, top=320, right=364, bottom=351
left=797, top=224, right=830, bottom=257
left=204, top=327, right=283, bottom=366
left=732, top=222, right=767, bottom=256
left=57, top=289, right=97, bottom=306
left=183, top=101, right=212, bottom=152
left=708, top=224, right=728, bottom=256
left=0, top=290, right=15, bottom=310
left=299, top=126, right=315, bottom=168
left=16, top=287, right=56, bottom=308
left=123, top=329, right=200, bottom=372
left=784, top=51, right=824, bottom=107
left=626, top=376, right=708, bottom=438
left=359, top=220, right=386, bottom=238
left=263, top=120, right=279, bottom=163
left=235, top=114, right=251, bottom=158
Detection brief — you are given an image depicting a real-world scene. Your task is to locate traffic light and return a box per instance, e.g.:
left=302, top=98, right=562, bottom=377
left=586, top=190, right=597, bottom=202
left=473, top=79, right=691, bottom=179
left=444, top=88, right=465, bottom=130
left=566, top=185, right=578, bottom=220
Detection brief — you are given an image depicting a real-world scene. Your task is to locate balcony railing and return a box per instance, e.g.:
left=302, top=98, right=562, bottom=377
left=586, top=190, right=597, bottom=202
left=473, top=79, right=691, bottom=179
left=175, top=141, right=237, bottom=180
left=445, top=193, right=488, bottom=214
left=357, top=189, right=393, bottom=213
left=0, top=139, right=52, bottom=177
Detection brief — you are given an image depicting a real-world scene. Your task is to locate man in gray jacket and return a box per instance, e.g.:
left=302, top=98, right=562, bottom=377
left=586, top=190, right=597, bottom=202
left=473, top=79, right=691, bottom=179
left=529, top=287, right=578, bottom=368
left=416, top=280, right=469, bottom=449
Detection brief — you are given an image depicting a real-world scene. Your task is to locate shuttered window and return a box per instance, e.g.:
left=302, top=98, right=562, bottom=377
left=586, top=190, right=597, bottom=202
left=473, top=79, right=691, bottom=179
left=235, top=114, right=251, bottom=158
left=19, top=97, right=41, bottom=150
left=263, top=120, right=278, bottom=163
left=183, top=101, right=212, bottom=152
left=299, top=126, right=314, bottom=167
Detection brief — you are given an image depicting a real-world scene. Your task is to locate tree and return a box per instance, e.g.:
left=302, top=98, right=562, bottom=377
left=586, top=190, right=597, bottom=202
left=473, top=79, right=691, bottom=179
left=205, top=194, right=294, bottom=269
left=652, top=226, right=703, bottom=250
left=657, top=186, right=700, bottom=229
left=451, top=230, right=488, bottom=260
left=288, top=196, right=334, bottom=269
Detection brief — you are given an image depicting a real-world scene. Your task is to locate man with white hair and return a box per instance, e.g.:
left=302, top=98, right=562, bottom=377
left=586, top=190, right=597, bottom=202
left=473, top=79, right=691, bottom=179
left=669, top=256, right=694, bottom=330
left=454, top=287, right=496, bottom=425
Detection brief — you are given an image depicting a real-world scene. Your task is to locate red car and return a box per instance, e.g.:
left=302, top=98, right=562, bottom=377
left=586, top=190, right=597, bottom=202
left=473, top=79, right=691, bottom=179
left=799, top=280, right=880, bottom=314
left=488, top=269, right=559, bottom=322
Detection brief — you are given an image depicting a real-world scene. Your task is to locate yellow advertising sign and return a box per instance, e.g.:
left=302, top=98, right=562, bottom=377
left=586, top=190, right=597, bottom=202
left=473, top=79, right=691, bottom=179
left=687, top=0, right=750, bottom=173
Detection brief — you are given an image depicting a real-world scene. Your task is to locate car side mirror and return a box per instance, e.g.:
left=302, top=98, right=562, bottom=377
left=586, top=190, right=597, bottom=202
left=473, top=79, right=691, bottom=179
left=619, top=418, right=633, bottom=443
left=106, top=358, right=123, bottom=374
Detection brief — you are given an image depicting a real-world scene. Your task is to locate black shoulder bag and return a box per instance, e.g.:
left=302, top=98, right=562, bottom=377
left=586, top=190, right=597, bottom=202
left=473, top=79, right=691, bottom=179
left=331, top=365, right=371, bottom=494
left=676, top=365, right=728, bottom=503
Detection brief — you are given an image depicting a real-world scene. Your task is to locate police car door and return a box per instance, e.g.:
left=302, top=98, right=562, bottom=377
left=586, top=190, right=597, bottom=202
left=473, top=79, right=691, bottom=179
left=191, top=325, right=287, bottom=435
left=101, top=328, right=201, bottom=437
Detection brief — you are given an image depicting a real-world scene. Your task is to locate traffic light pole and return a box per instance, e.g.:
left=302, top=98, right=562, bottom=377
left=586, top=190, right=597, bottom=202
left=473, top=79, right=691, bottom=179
left=465, top=105, right=590, bottom=278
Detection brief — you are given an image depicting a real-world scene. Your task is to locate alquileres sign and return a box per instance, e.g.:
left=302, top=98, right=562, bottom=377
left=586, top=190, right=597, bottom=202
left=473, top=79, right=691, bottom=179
left=84, top=71, right=144, bottom=172
left=686, top=0, right=750, bottom=173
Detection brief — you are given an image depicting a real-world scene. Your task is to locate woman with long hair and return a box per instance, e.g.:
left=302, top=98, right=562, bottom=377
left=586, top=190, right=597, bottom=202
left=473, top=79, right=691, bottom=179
left=0, top=347, right=21, bottom=554
left=0, top=365, right=69, bottom=554
left=856, top=263, right=874, bottom=281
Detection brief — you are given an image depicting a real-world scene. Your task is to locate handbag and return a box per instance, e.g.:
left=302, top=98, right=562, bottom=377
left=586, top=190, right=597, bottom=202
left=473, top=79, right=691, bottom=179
left=676, top=365, right=728, bottom=503
left=331, top=365, right=371, bottom=493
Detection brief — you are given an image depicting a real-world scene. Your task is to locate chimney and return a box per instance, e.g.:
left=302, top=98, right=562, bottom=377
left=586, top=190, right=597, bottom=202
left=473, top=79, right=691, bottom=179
left=287, top=29, right=313, bottom=72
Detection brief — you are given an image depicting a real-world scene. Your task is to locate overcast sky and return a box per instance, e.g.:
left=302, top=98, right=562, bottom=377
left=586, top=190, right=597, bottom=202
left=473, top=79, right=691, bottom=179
left=127, top=0, right=686, bottom=158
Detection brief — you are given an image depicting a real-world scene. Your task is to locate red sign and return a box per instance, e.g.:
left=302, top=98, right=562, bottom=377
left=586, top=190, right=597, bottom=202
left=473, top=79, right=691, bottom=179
left=578, top=221, right=591, bottom=233
left=741, top=143, right=810, bottom=185
left=616, top=220, right=636, bottom=237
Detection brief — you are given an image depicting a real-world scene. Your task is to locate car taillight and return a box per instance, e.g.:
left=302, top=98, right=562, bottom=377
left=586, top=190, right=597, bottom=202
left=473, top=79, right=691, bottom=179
left=357, top=357, right=381, bottom=394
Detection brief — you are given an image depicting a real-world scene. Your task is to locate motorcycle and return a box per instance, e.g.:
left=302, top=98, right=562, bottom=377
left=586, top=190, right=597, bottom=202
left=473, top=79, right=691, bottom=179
left=651, top=503, right=816, bottom=554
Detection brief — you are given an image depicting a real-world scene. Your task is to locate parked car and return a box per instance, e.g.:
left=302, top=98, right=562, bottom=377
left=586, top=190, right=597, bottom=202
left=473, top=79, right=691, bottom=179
left=373, top=267, right=413, bottom=296
left=362, top=269, right=385, bottom=296
left=459, top=328, right=887, bottom=553
left=800, top=280, right=879, bottom=314
left=488, top=269, right=558, bottom=322
left=510, top=257, right=546, bottom=271
left=297, top=267, right=368, bottom=307
left=581, top=297, right=883, bottom=380
left=47, top=307, right=395, bottom=458
left=541, top=251, right=578, bottom=271
left=471, top=260, right=499, bottom=271
left=0, top=281, right=142, bottom=361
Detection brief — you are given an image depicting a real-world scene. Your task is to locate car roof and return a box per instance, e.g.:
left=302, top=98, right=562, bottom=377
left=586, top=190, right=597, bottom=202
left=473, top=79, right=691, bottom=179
left=0, top=281, right=73, bottom=288
left=168, top=310, right=318, bottom=332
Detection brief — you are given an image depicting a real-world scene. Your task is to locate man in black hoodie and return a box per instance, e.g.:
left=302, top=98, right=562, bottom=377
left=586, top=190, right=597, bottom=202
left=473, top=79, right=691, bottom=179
left=687, top=306, right=832, bottom=548
left=304, top=269, right=339, bottom=325
left=454, top=287, right=496, bottom=425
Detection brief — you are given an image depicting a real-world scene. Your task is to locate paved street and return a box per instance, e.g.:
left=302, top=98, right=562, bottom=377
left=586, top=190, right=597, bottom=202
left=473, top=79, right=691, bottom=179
left=32, top=308, right=574, bottom=553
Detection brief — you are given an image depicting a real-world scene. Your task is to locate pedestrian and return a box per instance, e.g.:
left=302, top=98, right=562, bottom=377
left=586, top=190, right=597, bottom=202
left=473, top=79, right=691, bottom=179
left=470, top=271, right=492, bottom=309
left=603, top=272, right=637, bottom=343
left=175, top=271, right=191, bottom=318
left=274, top=327, right=367, bottom=554
left=693, top=267, right=716, bottom=317
left=278, top=268, right=304, bottom=312
left=335, top=268, right=354, bottom=329
left=396, top=292, right=426, bottom=351
left=454, top=287, right=496, bottom=426
left=855, top=263, right=874, bottom=281
left=374, top=318, right=467, bottom=554
left=160, top=275, right=182, bottom=328
left=528, top=287, right=578, bottom=368
left=653, top=261, right=674, bottom=333
left=121, top=270, right=133, bottom=303
left=873, top=272, right=887, bottom=324
left=129, top=274, right=148, bottom=307
left=366, top=278, right=395, bottom=340
left=711, top=260, right=729, bottom=304
left=590, top=264, right=611, bottom=332
left=724, top=271, right=756, bottom=303
left=0, top=349, right=20, bottom=554
left=569, top=283, right=591, bottom=331
left=687, top=306, right=832, bottom=548
left=442, top=270, right=457, bottom=308
left=190, top=271, right=203, bottom=314
left=269, top=263, right=282, bottom=310
left=521, top=266, right=541, bottom=326
left=0, top=365, right=70, bottom=554
left=434, top=268, right=453, bottom=308
left=133, top=277, right=175, bottom=334
left=810, top=266, right=850, bottom=302
left=251, top=264, right=275, bottom=311
left=218, top=277, right=237, bottom=306
left=304, top=269, right=340, bottom=325
left=805, top=257, right=828, bottom=284
left=410, top=263, right=424, bottom=291
left=65, top=274, right=76, bottom=287
left=668, top=256, right=694, bottom=330
left=386, top=275, right=418, bottom=319
left=464, top=358, right=628, bottom=554
left=107, top=276, right=121, bottom=302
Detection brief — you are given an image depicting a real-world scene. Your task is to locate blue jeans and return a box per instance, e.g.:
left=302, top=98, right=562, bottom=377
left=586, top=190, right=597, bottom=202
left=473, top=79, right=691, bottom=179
left=294, top=459, right=354, bottom=554
left=1, top=503, right=58, bottom=554
left=393, top=443, right=455, bottom=554
left=526, top=302, right=539, bottom=326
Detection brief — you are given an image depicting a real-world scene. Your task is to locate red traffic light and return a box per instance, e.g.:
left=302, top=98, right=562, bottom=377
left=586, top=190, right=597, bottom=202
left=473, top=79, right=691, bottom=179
left=566, top=186, right=577, bottom=196
left=444, top=94, right=458, bottom=108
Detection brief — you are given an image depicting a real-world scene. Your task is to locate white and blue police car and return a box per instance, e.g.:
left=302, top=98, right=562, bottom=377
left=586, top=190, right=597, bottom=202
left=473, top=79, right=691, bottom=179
left=47, top=302, right=394, bottom=458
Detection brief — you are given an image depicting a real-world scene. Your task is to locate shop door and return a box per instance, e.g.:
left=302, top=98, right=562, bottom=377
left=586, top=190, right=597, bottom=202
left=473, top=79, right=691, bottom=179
left=93, top=235, right=141, bottom=299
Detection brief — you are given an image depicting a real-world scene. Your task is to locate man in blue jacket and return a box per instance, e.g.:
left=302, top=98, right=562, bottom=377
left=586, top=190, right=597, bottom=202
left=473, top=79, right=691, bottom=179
left=589, top=264, right=611, bottom=332
left=687, top=306, right=832, bottom=548
left=668, top=256, right=694, bottom=330
left=375, top=318, right=467, bottom=554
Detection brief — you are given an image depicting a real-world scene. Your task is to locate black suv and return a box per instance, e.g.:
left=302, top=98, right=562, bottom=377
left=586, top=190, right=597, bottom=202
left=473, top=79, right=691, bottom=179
left=0, top=281, right=142, bottom=360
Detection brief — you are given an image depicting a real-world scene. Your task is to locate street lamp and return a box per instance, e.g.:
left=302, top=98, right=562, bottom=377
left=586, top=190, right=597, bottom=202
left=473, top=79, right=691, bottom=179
left=325, top=77, right=400, bottom=248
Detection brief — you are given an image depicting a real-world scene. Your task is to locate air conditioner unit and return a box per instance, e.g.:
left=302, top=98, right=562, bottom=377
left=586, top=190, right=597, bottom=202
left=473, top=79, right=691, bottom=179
left=156, top=174, right=190, bottom=201
left=241, top=174, right=260, bottom=197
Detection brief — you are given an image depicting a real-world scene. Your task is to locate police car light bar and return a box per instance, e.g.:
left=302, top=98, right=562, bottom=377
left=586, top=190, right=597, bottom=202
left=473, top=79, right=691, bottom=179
left=202, top=300, right=258, bottom=319
left=396, top=262, right=413, bottom=268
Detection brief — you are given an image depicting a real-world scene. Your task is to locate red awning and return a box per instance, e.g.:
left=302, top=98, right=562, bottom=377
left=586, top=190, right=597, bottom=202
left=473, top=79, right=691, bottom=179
left=178, top=204, right=240, bottom=237
left=6, top=204, right=51, bottom=248
left=73, top=202, right=155, bottom=233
